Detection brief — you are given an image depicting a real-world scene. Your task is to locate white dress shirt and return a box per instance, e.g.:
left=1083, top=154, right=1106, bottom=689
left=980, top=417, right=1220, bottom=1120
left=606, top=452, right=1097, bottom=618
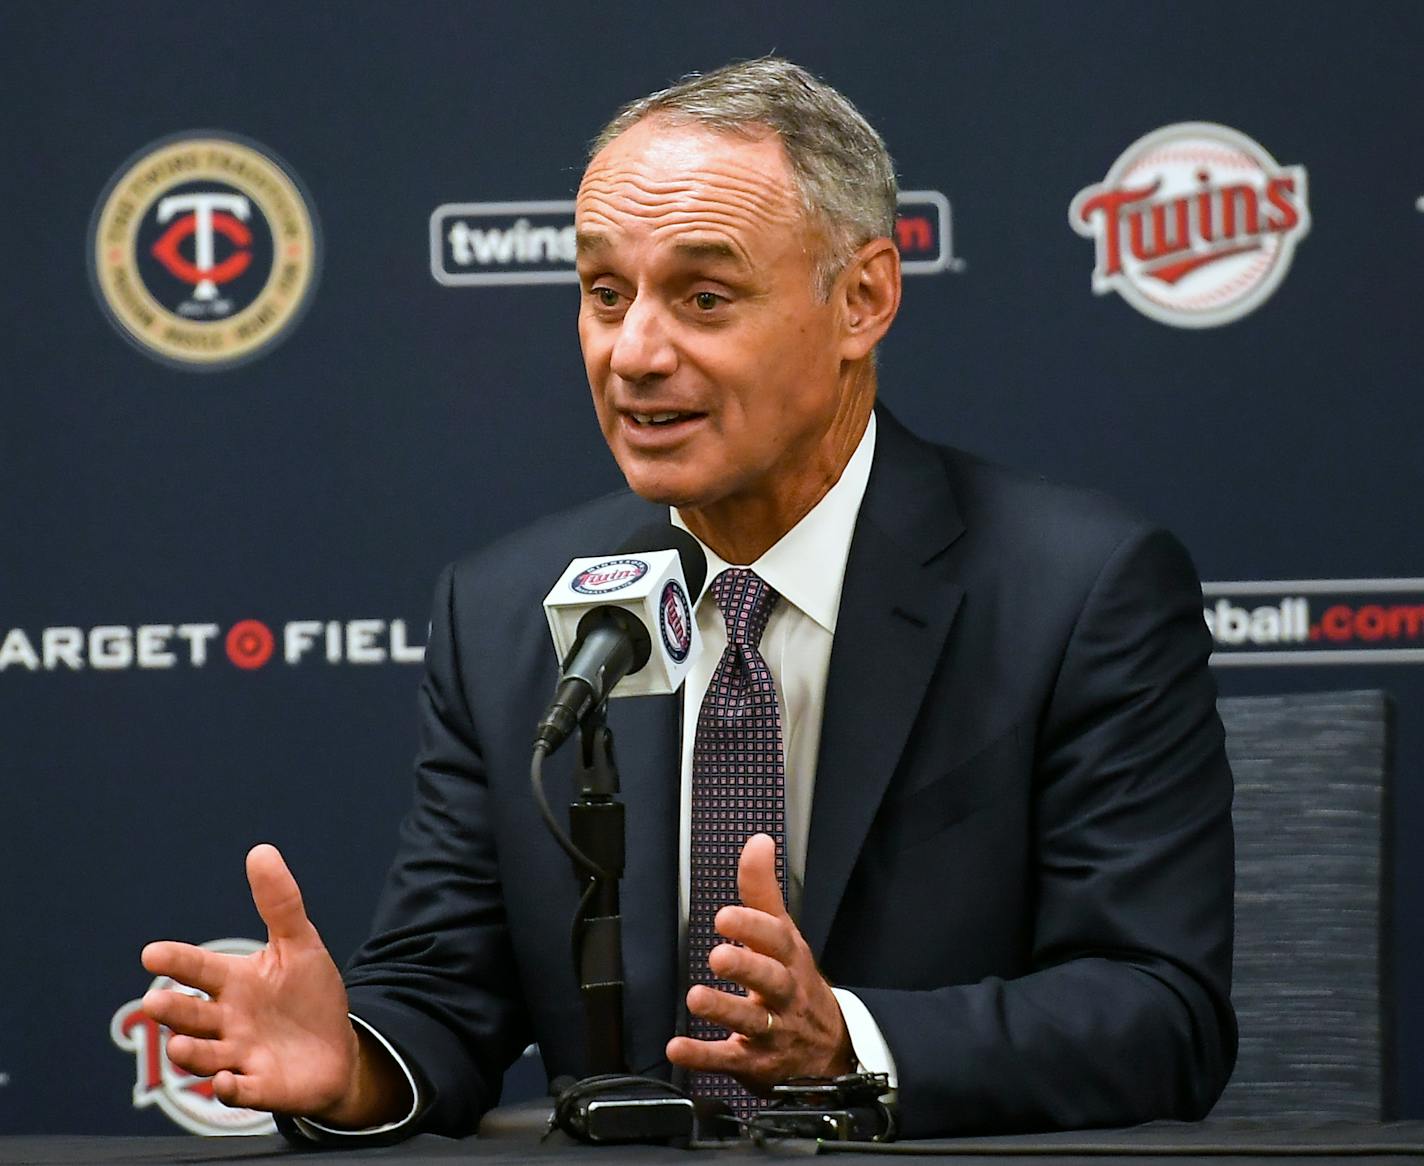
left=673, top=412, right=897, bottom=1086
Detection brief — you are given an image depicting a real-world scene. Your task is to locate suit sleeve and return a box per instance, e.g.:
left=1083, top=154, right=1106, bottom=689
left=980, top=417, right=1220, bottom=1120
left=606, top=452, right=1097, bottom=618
left=336, top=562, right=533, bottom=1138
left=850, top=525, right=1236, bottom=1136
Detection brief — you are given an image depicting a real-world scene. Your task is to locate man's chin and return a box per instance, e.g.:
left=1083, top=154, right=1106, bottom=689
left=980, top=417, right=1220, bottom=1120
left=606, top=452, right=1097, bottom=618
left=626, top=482, right=703, bottom=510
left=618, top=468, right=717, bottom=511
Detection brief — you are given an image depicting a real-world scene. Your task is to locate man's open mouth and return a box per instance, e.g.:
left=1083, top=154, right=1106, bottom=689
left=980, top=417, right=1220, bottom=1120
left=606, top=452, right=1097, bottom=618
left=628, top=411, right=703, bottom=426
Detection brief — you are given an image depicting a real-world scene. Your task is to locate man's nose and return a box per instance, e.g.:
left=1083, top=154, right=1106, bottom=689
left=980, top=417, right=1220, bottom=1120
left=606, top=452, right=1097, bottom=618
left=609, top=297, right=677, bottom=382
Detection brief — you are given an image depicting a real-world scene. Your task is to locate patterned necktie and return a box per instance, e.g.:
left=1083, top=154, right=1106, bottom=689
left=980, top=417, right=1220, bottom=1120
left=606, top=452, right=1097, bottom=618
left=688, top=568, right=787, bottom=1118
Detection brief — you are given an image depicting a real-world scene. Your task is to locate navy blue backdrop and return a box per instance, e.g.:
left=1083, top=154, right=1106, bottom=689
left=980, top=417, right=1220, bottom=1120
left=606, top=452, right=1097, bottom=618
left=2, top=0, right=1421, bottom=1135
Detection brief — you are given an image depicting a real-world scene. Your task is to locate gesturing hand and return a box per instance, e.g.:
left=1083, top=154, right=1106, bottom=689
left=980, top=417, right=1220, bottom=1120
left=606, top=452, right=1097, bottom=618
left=141, top=844, right=405, bottom=1126
left=667, top=833, right=854, bottom=1090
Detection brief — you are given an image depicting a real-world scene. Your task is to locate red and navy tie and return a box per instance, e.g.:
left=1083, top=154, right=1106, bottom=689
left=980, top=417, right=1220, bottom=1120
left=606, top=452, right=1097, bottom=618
left=688, top=568, right=787, bottom=1117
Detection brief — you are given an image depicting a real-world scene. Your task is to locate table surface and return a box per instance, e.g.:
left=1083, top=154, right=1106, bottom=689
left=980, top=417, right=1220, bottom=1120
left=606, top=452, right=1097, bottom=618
left=3, top=1121, right=1424, bottom=1166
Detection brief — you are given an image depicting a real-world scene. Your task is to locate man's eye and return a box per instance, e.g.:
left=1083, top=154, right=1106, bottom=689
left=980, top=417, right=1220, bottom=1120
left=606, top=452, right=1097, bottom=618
left=593, top=287, right=620, bottom=307
left=693, top=291, right=722, bottom=311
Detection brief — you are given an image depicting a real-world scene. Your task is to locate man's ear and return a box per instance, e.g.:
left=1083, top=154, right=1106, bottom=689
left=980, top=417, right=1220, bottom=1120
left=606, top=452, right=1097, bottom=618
left=838, top=238, right=902, bottom=361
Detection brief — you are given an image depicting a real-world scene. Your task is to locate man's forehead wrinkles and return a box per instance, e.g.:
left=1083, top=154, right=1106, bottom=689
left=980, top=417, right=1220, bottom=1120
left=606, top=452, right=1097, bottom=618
left=576, top=188, right=803, bottom=245
left=577, top=190, right=798, bottom=231
left=573, top=223, right=758, bottom=275
left=580, top=196, right=791, bottom=230
left=576, top=207, right=789, bottom=266
left=578, top=163, right=801, bottom=223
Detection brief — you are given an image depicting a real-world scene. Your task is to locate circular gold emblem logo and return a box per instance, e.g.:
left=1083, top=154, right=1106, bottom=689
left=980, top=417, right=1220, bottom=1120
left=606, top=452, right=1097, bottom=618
left=90, top=132, right=319, bottom=369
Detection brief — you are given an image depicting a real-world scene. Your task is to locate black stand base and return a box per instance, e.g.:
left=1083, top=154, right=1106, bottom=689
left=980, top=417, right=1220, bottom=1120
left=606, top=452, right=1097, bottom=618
left=550, top=1075, right=695, bottom=1144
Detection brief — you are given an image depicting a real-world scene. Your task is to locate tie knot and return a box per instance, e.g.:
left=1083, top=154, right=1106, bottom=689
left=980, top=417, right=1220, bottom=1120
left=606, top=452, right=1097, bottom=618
left=709, top=568, right=779, bottom=651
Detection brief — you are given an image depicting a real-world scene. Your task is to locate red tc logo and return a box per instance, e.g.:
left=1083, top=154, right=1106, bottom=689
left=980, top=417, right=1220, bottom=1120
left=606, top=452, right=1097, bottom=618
left=150, top=193, right=253, bottom=301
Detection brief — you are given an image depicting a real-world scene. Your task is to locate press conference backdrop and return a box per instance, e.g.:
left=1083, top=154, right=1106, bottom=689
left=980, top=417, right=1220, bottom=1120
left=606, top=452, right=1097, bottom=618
left=2, top=0, right=1421, bottom=1136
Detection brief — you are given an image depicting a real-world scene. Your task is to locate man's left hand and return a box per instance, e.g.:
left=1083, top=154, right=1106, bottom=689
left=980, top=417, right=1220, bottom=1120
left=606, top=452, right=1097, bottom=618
left=667, top=833, right=855, bottom=1090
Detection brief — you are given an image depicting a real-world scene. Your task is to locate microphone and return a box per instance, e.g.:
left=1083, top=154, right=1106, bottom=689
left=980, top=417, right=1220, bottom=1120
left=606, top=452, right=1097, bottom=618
left=535, top=523, right=707, bottom=753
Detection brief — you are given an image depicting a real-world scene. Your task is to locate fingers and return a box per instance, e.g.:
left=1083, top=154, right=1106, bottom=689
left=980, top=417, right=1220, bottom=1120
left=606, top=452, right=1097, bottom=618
left=705, top=943, right=794, bottom=1006
left=736, top=833, right=787, bottom=918
left=165, top=1034, right=239, bottom=1079
left=687, top=982, right=777, bottom=1038
left=143, top=988, right=223, bottom=1038
left=666, top=1034, right=757, bottom=1077
left=246, top=843, right=317, bottom=944
left=211, top=1070, right=263, bottom=1111
left=141, top=942, right=229, bottom=997
left=715, top=906, right=795, bottom=963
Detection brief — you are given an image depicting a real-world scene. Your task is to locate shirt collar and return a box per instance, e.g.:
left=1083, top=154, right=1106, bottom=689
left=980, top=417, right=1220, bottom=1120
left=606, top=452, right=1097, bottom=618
left=671, top=412, right=877, bottom=635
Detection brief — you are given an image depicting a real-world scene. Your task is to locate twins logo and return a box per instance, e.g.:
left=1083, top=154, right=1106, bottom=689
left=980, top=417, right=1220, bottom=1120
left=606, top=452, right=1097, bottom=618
left=1070, top=123, right=1309, bottom=328
left=109, top=937, right=276, bottom=1136
left=571, top=558, right=648, bottom=595
left=149, top=192, right=254, bottom=303
left=90, top=132, right=320, bottom=369
left=660, top=580, right=692, bottom=663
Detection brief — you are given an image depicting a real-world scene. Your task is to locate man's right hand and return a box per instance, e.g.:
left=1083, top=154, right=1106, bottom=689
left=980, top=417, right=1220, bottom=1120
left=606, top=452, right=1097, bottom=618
left=141, top=843, right=410, bottom=1128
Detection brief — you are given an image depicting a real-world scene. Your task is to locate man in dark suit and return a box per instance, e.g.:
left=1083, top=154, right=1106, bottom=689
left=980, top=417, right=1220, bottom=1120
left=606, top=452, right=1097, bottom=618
left=141, top=58, right=1235, bottom=1139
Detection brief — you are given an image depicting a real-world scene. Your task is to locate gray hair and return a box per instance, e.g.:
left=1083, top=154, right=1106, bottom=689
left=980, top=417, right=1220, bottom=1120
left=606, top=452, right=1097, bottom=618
left=589, top=57, right=898, bottom=297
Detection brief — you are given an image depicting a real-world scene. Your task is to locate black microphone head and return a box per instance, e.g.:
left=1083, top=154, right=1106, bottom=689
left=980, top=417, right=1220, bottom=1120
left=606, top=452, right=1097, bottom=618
left=615, top=522, right=708, bottom=598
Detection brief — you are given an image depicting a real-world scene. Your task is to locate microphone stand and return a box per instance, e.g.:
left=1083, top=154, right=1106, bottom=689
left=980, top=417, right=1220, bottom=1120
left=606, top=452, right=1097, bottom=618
left=536, top=702, right=695, bottom=1143
left=567, top=703, right=626, bottom=1074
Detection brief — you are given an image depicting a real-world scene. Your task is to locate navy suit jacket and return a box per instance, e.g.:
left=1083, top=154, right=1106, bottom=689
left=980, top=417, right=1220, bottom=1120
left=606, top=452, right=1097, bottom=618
left=341, top=407, right=1236, bottom=1138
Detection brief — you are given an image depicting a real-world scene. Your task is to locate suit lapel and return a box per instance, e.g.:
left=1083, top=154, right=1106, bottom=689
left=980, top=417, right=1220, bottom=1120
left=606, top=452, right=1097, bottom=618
left=800, top=407, right=966, bottom=959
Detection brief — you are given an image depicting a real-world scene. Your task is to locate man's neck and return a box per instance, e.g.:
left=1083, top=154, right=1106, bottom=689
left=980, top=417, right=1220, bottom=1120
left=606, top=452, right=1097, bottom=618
left=678, top=384, right=874, bottom=565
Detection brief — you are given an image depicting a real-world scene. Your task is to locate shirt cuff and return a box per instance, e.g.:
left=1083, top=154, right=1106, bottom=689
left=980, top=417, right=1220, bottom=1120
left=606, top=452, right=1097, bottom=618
left=831, top=988, right=899, bottom=1089
left=289, top=1013, right=422, bottom=1141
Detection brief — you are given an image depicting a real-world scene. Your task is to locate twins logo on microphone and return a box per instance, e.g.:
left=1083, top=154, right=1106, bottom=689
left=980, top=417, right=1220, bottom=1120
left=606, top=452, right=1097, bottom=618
left=570, top=558, right=647, bottom=595
left=659, top=580, right=693, bottom=663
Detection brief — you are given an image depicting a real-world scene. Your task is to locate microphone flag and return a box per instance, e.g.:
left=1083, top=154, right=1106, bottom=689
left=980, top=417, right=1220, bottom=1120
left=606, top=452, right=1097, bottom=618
left=542, top=546, right=701, bottom=699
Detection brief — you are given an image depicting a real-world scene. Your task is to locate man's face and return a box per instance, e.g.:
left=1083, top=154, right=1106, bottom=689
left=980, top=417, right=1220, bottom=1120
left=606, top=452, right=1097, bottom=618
left=575, top=118, right=848, bottom=514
